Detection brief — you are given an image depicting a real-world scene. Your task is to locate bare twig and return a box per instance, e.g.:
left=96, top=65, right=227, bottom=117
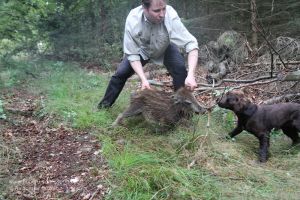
left=197, top=75, right=275, bottom=88
left=263, top=93, right=300, bottom=104
left=252, top=21, right=288, bottom=69
left=196, top=79, right=277, bottom=94
left=243, top=60, right=300, bottom=67
left=89, top=186, right=102, bottom=200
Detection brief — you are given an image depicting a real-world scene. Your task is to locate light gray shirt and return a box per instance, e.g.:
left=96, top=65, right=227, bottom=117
left=124, top=5, right=198, bottom=65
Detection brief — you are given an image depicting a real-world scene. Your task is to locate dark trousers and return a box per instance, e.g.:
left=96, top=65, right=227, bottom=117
left=99, top=44, right=187, bottom=107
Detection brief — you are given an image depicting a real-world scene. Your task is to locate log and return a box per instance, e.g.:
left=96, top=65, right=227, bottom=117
left=281, top=70, right=300, bottom=81
left=263, top=93, right=300, bottom=104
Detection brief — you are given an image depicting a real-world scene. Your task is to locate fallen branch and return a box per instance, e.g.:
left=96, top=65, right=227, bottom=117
left=198, top=75, right=275, bottom=88
left=243, top=60, right=300, bottom=67
left=280, top=70, right=300, bottom=81
left=262, top=93, right=300, bottom=104
left=196, top=79, right=278, bottom=93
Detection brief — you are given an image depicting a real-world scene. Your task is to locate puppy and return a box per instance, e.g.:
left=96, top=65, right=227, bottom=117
left=217, top=90, right=300, bottom=162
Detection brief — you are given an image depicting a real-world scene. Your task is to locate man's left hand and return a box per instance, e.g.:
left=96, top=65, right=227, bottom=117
left=185, top=75, right=197, bottom=91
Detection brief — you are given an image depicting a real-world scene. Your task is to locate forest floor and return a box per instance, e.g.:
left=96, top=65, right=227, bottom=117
left=0, top=87, right=109, bottom=199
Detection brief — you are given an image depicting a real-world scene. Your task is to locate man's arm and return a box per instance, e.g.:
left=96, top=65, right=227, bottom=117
left=165, top=6, right=199, bottom=90
left=130, top=60, right=151, bottom=90
left=185, top=49, right=198, bottom=91
left=123, top=11, right=150, bottom=90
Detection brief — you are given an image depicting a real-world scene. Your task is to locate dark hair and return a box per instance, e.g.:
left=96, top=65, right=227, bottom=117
left=142, top=0, right=167, bottom=9
left=142, top=0, right=151, bottom=8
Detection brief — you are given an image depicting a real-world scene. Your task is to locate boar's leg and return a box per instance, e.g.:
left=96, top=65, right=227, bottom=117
left=112, top=103, right=143, bottom=127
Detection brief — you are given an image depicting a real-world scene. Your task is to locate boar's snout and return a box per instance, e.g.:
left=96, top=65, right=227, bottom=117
left=190, top=100, right=206, bottom=114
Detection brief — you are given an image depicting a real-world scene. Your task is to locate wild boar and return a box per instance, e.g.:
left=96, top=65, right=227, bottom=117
left=112, top=87, right=206, bottom=128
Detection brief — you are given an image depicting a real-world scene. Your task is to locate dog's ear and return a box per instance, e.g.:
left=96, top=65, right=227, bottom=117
left=232, top=93, right=247, bottom=112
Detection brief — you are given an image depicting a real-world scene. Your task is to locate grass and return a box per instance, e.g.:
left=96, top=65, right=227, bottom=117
left=1, top=57, right=300, bottom=199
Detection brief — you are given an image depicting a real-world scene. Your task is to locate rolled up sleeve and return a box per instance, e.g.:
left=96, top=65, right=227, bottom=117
left=123, top=20, right=141, bottom=62
left=168, top=8, right=198, bottom=53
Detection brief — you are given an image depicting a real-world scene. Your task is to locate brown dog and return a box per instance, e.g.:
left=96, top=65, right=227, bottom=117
left=217, top=90, right=300, bottom=162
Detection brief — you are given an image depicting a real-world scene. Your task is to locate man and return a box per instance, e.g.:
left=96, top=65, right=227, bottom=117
left=98, top=0, right=199, bottom=109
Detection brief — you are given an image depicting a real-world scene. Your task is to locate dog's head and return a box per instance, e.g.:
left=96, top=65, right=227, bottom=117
left=217, top=90, right=252, bottom=113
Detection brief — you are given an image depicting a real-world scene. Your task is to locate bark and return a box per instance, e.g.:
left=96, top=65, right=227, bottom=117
left=250, top=0, right=258, bottom=49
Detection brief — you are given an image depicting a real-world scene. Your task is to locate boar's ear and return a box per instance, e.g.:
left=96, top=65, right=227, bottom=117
left=172, top=93, right=181, bottom=100
left=172, top=94, right=179, bottom=103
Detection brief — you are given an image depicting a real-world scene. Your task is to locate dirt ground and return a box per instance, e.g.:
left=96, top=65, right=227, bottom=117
left=0, top=89, right=109, bottom=200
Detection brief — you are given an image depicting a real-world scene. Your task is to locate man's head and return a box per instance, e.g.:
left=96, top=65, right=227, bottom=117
left=142, top=0, right=167, bottom=24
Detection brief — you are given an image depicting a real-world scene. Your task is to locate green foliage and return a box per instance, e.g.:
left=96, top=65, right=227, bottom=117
left=0, top=0, right=55, bottom=57
left=0, top=70, right=18, bottom=88
left=37, top=0, right=127, bottom=68
left=222, top=110, right=236, bottom=131
left=0, top=58, right=29, bottom=88
left=0, top=39, right=16, bottom=57
left=1, top=0, right=299, bottom=68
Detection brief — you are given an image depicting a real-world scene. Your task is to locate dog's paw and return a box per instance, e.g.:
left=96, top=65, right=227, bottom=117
left=258, top=157, right=268, bottom=163
left=226, top=135, right=236, bottom=142
left=250, top=159, right=266, bottom=166
left=218, top=135, right=235, bottom=141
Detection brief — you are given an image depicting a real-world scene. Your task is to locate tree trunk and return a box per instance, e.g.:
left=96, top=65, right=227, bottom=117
left=250, top=0, right=258, bottom=49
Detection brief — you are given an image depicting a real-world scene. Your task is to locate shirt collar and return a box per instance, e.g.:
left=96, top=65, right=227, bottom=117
left=143, top=14, right=153, bottom=25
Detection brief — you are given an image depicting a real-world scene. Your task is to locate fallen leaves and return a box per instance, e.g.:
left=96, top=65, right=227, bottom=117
left=1, top=90, right=109, bottom=199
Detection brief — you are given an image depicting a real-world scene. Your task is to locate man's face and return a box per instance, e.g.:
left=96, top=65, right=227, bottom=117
left=143, top=0, right=166, bottom=24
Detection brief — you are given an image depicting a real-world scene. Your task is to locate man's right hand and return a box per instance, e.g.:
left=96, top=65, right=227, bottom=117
left=130, top=60, right=152, bottom=90
left=141, top=80, right=151, bottom=90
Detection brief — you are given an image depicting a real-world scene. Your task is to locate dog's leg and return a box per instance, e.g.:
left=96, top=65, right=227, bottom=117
left=282, top=126, right=300, bottom=145
left=258, top=133, right=270, bottom=162
left=229, top=121, right=244, bottom=138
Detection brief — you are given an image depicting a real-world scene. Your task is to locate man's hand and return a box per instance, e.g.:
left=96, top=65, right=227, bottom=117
left=185, top=49, right=198, bottom=91
left=141, top=80, right=151, bottom=90
left=185, top=74, right=197, bottom=91
left=130, top=60, right=151, bottom=90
